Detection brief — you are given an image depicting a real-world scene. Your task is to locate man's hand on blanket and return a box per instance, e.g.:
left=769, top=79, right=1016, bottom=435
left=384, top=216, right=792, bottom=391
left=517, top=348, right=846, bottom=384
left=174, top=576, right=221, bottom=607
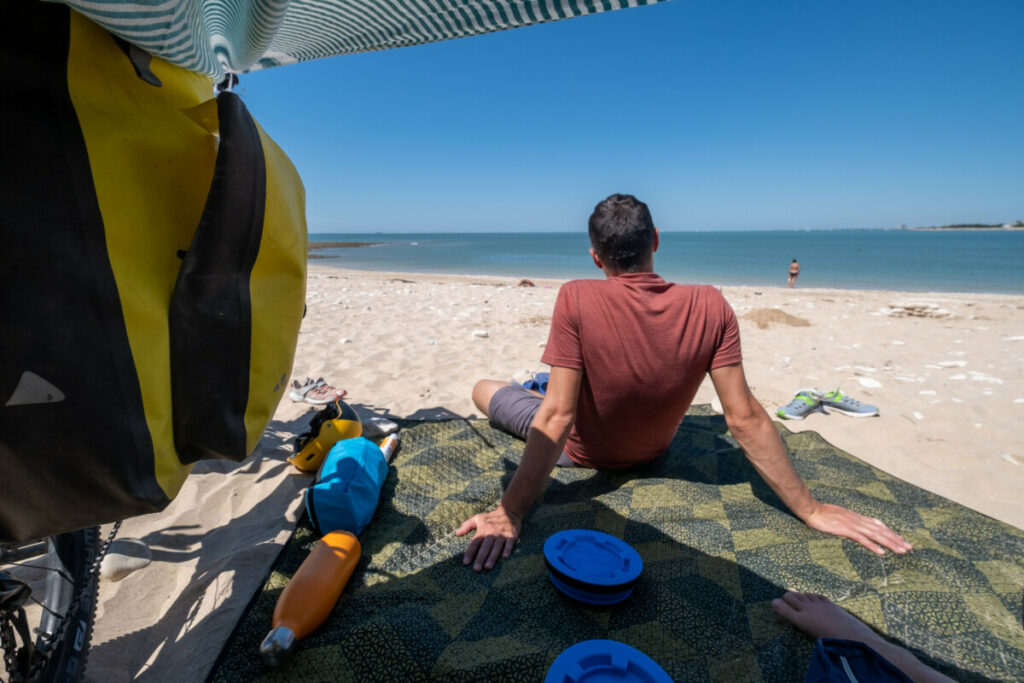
left=803, top=503, right=913, bottom=555
left=456, top=505, right=522, bottom=572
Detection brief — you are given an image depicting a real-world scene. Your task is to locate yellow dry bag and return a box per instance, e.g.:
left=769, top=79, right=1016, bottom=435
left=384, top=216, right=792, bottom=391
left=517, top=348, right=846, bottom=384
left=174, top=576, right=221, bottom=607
left=0, top=3, right=307, bottom=543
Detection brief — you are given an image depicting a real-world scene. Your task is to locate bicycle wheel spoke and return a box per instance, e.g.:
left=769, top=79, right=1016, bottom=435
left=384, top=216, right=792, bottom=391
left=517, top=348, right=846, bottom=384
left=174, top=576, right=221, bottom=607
left=0, top=542, right=47, bottom=563
left=28, top=593, right=64, bottom=620
left=1, top=560, right=74, bottom=585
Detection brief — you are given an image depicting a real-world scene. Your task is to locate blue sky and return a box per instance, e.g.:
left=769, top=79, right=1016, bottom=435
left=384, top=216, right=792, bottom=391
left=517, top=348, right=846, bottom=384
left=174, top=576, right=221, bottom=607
left=239, top=0, right=1023, bottom=232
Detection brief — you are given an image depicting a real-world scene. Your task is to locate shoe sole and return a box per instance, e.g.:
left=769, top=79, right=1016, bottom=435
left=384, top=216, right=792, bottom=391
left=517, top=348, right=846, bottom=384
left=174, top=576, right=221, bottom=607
left=305, top=390, right=345, bottom=405
left=777, top=411, right=814, bottom=420
left=821, top=405, right=878, bottom=417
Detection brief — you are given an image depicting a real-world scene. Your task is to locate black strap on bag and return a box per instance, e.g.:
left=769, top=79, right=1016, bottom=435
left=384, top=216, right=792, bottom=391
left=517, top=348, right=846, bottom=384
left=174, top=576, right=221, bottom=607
left=169, top=91, right=267, bottom=464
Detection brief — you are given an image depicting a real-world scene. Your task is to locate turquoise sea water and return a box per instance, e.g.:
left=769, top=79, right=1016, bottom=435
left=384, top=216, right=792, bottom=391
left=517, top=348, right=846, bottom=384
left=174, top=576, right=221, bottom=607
left=309, top=230, right=1024, bottom=294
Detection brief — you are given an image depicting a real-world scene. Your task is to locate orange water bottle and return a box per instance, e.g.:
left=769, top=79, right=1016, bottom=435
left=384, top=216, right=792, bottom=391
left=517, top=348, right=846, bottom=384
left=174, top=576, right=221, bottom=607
left=259, top=530, right=361, bottom=667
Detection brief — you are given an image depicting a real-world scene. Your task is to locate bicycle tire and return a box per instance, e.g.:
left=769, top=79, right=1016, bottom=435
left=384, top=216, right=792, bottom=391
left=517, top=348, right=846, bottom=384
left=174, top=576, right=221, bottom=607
left=3, top=528, right=101, bottom=683
left=38, top=528, right=100, bottom=683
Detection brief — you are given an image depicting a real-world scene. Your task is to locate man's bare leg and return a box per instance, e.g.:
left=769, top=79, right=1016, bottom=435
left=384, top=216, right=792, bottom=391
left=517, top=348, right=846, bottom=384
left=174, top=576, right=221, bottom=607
left=472, top=379, right=543, bottom=417
left=472, top=379, right=512, bottom=417
left=473, top=380, right=572, bottom=465
left=772, top=592, right=954, bottom=683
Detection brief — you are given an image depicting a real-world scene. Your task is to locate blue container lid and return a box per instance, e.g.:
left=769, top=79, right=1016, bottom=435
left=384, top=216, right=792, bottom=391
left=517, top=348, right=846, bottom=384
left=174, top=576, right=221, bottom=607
left=543, top=529, right=642, bottom=604
left=544, top=640, right=672, bottom=683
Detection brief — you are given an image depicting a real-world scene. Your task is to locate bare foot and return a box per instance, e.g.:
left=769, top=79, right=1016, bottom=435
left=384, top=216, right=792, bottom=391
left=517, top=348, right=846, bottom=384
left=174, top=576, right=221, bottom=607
left=771, top=592, right=881, bottom=645
left=772, top=592, right=955, bottom=683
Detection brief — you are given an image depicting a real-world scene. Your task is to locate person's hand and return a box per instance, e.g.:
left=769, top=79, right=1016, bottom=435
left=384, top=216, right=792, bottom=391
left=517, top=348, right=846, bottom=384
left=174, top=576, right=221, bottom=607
left=803, top=503, right=912, bottom=555
left=455, top=505, right=522, bottom=572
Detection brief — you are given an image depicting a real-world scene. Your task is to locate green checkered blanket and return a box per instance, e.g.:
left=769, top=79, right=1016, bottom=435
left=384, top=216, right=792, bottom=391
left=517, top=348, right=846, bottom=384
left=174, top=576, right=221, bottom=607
left=211, top=408, right=1024, bottom=681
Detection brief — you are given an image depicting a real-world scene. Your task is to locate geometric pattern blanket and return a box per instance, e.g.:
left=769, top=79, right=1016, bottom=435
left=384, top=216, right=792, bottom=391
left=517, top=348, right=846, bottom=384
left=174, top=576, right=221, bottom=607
left=210, top=408, right=1024, bottom=682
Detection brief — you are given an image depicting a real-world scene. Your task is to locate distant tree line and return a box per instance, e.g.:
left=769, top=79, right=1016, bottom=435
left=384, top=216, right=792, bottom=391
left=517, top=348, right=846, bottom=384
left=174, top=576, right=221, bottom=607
left=913, top=221, right=1024, bottom=229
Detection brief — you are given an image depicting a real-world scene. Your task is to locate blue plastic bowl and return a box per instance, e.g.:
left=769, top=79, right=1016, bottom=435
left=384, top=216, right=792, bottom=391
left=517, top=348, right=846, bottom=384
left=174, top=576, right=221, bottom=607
left=543, top=529, right=642, bottom=606
left=545, top=639, right=672, bottom=683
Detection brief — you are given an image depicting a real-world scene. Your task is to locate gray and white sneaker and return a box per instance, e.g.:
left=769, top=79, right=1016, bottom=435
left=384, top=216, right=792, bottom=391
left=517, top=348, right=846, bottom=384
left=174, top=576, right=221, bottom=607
left=776, top=390, right=824, bottom=420
left=820, top=388, right=879, bottom=417
left=289, top=377, right=316, bottom=402
left=289, top=377, right=346, bottom=404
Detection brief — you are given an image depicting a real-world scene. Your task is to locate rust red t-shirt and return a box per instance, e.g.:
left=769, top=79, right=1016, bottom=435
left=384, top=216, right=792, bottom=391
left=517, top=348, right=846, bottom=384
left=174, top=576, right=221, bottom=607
left=541, top=273, right=742, bottom=469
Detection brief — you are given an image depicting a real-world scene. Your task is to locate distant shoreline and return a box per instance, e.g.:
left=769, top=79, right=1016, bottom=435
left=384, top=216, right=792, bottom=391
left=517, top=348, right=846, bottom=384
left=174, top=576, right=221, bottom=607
left=309, top=241, right=380, bottom=248
left=307, top=263, right=1024, bottom=299
left=308, top=241, right=381, bottom=258
left=303, top=231, right=1024, bottom=295
left=910, top=225, right=1024, bottom=231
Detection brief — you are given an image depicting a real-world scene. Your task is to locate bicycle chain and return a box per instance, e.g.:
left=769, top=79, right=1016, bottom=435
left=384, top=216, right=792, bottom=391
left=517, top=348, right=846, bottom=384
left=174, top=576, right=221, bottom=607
left=1, top=522, right=121, bottom=682
left=2, top=612, right=20, bottom=682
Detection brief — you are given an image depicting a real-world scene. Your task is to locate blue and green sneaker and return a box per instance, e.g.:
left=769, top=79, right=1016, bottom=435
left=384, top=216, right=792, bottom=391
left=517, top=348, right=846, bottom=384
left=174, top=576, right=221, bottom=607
left=776, top=390, right=824, bottom=420
left=820, top=388, right=879, bottom=417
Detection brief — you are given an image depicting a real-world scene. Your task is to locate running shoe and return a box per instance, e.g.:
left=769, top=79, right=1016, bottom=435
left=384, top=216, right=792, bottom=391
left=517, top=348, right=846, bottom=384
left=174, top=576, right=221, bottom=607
left=289, top=378, right=315, bottom=402
left=819, top=388, right=879, bottom=417
left=289, top=377, right=346, bottom=404
left=776, top=390, right=824, bottom=420
left=305, top=379, right=345, bottom=404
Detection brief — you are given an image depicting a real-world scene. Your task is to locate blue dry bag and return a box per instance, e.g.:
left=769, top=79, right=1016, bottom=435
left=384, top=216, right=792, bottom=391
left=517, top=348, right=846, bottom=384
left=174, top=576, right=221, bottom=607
left=305, top=437, right=389, bottom=537
left=804, top=638, right=913, bottom=683
left=522, top=372, right=550, bottom=394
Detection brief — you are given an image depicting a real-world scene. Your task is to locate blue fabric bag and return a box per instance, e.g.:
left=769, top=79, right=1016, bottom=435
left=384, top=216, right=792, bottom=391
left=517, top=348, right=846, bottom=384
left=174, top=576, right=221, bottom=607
left=804, top=638, right=913, bottom=683
left=522, top=372, right=550, bottom=394
left=305, top=437, right=389, bottom=537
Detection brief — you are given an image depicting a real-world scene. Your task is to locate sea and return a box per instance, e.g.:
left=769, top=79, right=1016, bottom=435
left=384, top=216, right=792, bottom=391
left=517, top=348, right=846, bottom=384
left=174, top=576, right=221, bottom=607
left=308, top=230, right=1024, bottom=295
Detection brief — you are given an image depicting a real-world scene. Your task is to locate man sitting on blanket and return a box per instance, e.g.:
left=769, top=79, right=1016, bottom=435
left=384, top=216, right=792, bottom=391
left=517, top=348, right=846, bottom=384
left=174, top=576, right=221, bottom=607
left=457, top=193, right=912, bottom=572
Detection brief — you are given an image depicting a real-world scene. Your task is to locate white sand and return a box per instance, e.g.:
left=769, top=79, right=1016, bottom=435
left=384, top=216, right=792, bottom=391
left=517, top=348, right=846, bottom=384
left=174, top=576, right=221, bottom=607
left=85, top=264, right=1024, bottom=680
left=293, top=265, right=1024, bottom=529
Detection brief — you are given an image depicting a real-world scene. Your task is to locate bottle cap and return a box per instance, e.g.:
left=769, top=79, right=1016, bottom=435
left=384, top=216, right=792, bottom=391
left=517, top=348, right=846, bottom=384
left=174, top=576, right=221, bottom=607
left=543, top=529, right=642, bottom=605
left=259, top=626, right=296, bottom=668
left=544, top=640, right=672, bottom=683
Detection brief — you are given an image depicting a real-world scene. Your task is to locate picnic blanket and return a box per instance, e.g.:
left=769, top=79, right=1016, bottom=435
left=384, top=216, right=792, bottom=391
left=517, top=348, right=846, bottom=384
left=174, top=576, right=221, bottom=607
left=211, top=408, right=1024, bottom=681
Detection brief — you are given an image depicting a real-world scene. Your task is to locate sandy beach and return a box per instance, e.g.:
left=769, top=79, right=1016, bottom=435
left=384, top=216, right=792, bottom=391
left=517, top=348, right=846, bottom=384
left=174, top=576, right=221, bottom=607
left=84, top=263, right=1024, bottom=681
left=291, top=264, right=1024, bottom=528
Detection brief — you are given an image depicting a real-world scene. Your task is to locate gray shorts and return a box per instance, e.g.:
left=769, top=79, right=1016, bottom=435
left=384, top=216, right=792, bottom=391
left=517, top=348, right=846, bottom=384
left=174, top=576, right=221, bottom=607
left=488, top=384, right=541, bottom=440
left=488, top=384, right=575, bottom=467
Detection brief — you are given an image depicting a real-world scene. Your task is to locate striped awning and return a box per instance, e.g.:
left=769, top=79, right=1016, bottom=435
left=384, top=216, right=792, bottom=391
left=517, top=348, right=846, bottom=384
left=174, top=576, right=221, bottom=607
left=58, top=0, right=664, bottom=80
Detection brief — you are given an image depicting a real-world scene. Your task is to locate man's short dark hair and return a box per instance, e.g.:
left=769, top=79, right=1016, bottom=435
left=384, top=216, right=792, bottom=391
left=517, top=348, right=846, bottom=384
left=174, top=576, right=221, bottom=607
left=588, top=194, right=656, bottom=272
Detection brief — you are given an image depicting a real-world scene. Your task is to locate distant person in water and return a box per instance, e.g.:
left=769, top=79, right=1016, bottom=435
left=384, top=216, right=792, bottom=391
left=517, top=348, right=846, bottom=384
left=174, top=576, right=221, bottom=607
left=788, top=258, right=800, bottom=288
left=458, top=193, right=911, bottom=572
left=774, top=592, right=954, bottom=682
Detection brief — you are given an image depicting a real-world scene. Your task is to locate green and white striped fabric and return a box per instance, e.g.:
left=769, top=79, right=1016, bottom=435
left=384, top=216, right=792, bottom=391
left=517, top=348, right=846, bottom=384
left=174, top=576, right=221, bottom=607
left=58, top=0, right=664, bottom=80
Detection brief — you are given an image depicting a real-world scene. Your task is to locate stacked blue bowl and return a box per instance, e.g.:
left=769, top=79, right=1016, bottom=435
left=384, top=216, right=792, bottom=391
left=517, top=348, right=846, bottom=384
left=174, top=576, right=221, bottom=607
left=543, top=529, right=643, bottom=606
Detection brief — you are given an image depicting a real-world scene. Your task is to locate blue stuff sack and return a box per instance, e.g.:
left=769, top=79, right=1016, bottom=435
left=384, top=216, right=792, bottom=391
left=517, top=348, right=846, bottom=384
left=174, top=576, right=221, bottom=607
left=804, top=638, right=913, bottom=683
left=305, top=437, right=389, bottom=537
left=522, top=372, right=550, bottom=394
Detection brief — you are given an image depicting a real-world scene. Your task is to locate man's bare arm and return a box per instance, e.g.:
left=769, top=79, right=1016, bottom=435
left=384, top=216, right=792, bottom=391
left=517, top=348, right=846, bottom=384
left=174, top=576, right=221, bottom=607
left=456, top=366, right=582, bottom=571
left=709, top=363, right=912, bottom=555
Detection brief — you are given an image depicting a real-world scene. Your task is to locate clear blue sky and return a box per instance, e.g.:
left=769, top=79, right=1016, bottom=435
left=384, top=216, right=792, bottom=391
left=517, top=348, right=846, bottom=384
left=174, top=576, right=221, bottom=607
left=239, top=0, right=1023, bottom=233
